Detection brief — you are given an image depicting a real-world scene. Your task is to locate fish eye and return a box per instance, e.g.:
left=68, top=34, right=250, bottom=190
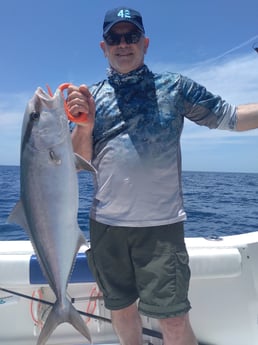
left=30, top=111, right=40, bottom=121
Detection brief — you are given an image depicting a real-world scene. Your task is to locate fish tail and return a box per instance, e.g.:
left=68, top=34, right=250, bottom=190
left=67, top=300, right=92, bottom=342
left=36, top=299, right=91, bottom=345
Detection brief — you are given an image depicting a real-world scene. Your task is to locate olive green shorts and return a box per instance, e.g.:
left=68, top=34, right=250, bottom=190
left=86, top=219, right=191, bottom=318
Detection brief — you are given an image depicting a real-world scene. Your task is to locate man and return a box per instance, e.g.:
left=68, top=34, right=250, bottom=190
left=67, top=7, right=258, bottom=345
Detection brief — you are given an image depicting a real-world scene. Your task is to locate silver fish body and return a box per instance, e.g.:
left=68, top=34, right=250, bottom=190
left=8, top=87, right=94, bottom=345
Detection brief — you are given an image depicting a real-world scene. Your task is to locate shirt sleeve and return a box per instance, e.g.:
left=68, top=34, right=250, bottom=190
left=179, top=75, right=237, bottom=130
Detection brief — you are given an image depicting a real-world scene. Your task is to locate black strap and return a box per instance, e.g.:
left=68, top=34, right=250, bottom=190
left=0, top=287, right=163, bottom=340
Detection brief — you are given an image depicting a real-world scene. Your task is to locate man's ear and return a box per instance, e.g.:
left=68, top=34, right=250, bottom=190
left=100, top=41, right=108, bottom=57
left=144, top=37, right=150, bottom=54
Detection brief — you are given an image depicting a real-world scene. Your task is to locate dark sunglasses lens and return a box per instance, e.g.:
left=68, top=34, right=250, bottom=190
left=104, top=33, right=120, bottom=46
left=125, top=32, right=142, bottom=44
left=104, top=31, right=142, bottom=46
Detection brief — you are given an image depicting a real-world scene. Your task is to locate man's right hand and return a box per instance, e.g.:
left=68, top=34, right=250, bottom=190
left=67, top=84, right=95, bottom=129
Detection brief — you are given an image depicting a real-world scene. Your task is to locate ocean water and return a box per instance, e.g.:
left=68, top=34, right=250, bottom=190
left=0, top=165, right=257, bottom=240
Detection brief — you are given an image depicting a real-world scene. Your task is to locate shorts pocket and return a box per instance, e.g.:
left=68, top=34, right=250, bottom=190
left=175, top=249, right=191, bottom=302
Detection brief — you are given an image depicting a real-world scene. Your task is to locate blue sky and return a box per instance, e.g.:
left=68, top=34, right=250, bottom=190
left=1, top=0, right=258, bottom=172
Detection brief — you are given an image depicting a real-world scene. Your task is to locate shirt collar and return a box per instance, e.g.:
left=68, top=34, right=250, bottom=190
left=107, top=65, right=150, bottom=88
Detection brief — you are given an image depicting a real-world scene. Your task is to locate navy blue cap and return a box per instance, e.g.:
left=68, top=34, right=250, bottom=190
left=103, top=7, right=145, bottom=35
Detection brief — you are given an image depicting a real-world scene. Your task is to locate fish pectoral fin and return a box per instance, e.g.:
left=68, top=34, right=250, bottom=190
left=74, top=153, right=97, bottom=173
left=37, top=299, right=91, bottom=345
left=7, top=200, right=29, bottom=231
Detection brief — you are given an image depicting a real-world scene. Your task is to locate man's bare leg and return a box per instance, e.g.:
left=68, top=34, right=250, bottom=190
left=111, top=305, right=197, bottom=345
left=111, top=303, right=143, bottom=345
left=159, top=312, right=198, bottom=345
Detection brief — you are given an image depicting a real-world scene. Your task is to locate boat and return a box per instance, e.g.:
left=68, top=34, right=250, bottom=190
left=1, top=230, right=258, bottom=345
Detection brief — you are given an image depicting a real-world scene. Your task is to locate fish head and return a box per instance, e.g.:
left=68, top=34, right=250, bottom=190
left=21, top=87, right=68, bottom=153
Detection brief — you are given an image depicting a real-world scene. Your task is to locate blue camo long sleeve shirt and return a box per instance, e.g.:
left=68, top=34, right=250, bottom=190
left=88, top=65, right=237, bottom=226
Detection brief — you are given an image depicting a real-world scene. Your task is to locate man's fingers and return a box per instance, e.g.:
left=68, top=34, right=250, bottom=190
left=67, top=84, right=95, bottom=117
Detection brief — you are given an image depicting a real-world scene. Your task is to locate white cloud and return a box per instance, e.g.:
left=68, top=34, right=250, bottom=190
left=150, top=52, right=258, bottom=103
left=185, top=53, right=258, bottom=104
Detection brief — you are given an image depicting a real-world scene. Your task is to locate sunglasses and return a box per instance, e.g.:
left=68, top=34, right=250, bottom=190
left=103, top=30, right=143, bottom=46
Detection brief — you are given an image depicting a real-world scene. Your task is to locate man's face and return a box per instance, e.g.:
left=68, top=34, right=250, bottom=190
left=101, top=22, right=149, bottom=74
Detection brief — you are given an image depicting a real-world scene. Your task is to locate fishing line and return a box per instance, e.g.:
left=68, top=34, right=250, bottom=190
left=0, top=287, right=163, bottom=340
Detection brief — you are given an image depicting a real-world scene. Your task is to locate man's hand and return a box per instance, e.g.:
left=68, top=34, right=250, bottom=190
left=67, top=84, right=95, bottom=129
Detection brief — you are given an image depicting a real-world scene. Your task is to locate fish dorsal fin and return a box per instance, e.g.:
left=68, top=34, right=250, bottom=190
left=74, top=153, right=97, bottom=173
left=7, top=200, right=29, bottom=231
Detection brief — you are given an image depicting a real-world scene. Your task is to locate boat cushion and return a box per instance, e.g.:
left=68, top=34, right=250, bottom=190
left=29, top=253, right=95, bottom=284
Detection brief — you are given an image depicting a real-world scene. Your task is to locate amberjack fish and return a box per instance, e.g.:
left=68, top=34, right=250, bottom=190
left=8, top=87, right=95, bottom=345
